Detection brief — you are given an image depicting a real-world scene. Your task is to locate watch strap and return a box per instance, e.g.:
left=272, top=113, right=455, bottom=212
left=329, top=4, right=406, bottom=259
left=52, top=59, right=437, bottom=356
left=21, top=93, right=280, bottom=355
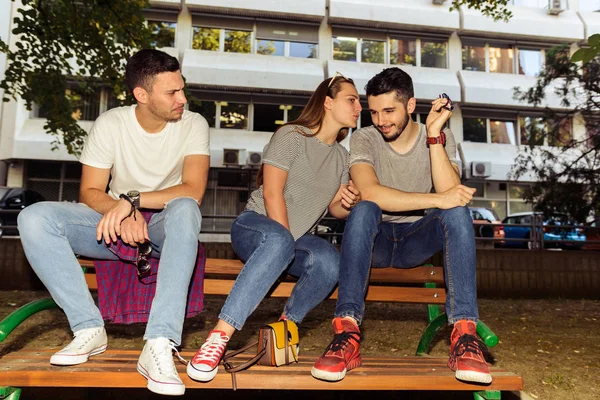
left=426, top=131, right=446, bottom=147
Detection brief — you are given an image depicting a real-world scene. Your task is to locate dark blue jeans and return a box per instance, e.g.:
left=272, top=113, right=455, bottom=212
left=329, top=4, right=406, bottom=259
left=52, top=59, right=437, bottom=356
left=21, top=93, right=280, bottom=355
left=334, top=201, right=479, bottom=325
left=220, top=211, right=340, bottom=331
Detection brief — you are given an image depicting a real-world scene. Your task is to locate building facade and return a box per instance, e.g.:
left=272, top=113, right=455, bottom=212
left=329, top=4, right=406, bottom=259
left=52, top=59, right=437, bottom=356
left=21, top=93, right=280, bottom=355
left=1, top=0, right=599, bottom=237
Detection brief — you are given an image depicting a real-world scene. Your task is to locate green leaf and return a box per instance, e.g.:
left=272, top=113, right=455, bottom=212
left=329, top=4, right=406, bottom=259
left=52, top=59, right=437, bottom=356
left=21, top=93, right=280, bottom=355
left=588, top=33, right=600, bottom=48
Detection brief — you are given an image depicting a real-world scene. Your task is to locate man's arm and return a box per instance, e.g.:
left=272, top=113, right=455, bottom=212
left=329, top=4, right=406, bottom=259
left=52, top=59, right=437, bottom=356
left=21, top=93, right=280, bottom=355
left=138, top=154, right=210, bottom=209
left=351, top=163, right=474, bottom=212
left=426, top=98, right=461, bottom=193
left=80, top=165, right=139, bottom=244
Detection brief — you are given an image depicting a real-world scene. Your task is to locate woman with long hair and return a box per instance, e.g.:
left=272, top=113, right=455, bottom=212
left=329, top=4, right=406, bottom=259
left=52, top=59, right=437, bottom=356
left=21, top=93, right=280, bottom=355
left=187, top=73, right=362, bottom=382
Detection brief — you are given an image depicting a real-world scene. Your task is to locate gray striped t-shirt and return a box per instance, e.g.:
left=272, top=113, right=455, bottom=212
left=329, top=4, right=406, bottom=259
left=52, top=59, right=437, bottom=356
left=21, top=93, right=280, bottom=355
left=350, top=123, right=458, bottom=223
left=246, top=124, right=350, bottom=240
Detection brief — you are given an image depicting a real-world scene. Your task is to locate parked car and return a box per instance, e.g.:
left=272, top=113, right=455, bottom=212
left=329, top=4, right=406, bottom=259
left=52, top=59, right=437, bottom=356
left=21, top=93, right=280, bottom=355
left=0, top=187, right=45, bottom=237
left=468, top=207, right=505, bottom=247
left=583, top=218, right=600, bottom=250
left=501, top=212, right=586, bottom=250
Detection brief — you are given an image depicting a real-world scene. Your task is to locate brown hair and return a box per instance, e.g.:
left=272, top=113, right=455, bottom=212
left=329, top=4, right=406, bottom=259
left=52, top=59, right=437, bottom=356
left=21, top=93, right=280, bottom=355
left=256, top=75, right=356, bottom=186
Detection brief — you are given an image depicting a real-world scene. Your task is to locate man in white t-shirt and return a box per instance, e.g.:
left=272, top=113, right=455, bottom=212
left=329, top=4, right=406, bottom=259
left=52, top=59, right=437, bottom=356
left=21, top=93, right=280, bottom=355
left=18, top=49, right=210, bottom=396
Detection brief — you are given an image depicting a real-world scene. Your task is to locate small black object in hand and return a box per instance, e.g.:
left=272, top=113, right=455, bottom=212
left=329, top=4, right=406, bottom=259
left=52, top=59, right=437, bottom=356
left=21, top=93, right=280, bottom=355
left=439, top=93, right=454, bottom=111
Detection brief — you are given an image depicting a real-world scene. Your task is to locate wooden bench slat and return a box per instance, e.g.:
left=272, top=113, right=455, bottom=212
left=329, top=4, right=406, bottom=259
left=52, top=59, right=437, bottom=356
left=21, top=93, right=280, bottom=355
left=0, top=350, right=523, bottom=392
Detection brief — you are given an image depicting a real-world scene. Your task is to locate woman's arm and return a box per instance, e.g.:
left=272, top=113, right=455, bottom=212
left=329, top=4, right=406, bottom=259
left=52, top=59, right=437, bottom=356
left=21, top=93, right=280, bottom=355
left=262, top=164, right=291, bottom=230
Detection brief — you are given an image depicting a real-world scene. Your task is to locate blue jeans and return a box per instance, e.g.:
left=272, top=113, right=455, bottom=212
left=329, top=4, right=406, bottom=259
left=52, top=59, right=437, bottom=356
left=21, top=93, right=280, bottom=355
left=335, top=201, right=479, bottom=325
left=18, top=197, right=202, bottom=345
left=219, top=211, right=340, bottom=331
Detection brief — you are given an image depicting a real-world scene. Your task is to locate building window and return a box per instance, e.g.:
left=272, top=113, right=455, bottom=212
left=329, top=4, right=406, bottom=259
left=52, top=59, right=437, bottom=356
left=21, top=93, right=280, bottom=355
left=192, top=27, right=220, bottom=51
left=519, top=116, right=572, bottom=147
left=289, top=42, right=318, bottom=58
left=191, top=15, right=254, bottom=53
left=26, top=161, right=81, bottom=202
left=463, top=41, right=547, bottom=75
left=390, top=38, right=416, bottom=65
left=256, top=22, right=319, bottom=58
left=463, top=118, right=487, bottom=142
left=421, top=40, right=448, bottom=68
left=333, top=36, right=358, bottom=62
left=220, top=102, right=249, bottom=129
left=224, top=30, right=251, bottom=53
left=335, top=33, right=447, bottom=67
left=37, top=84, right=104, bottom=121
left=518, top=48, right=544, bottom=76
left=489, top=45, right=514, bottom=74
left=464, top=117, right=517, bottom=144
left=490, top=120, right=517, bottom=145
left=144, top=10, right=178, bottom=48
left=462, top=44, right=486, bottom=71
left=147, top=20, right=176, bottom=48
left=253, top=104, right=285, bottom=132
left=188, top=100, right=217, bottom=127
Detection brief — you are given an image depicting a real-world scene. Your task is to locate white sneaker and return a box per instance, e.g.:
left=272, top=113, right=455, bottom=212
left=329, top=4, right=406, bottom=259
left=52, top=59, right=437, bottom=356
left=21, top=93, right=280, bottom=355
left=50, top=327, right=107, bottom=366
left=187, top=330, right=229, bottom=382
left=137, top=338, right=186, bottom=396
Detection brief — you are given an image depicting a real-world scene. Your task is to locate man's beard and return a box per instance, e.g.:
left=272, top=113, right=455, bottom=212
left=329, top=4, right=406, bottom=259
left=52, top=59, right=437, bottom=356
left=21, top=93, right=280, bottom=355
left=148, top=100, right=182, bottom=123
left=380, top=115, right=409, bottom=142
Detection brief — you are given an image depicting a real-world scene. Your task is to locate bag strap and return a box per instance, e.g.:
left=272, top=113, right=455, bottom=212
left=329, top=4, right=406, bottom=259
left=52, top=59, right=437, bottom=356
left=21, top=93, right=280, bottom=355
left=222, top=335, right=268, bottom=391
left=283, top=319, right=289, bottom=365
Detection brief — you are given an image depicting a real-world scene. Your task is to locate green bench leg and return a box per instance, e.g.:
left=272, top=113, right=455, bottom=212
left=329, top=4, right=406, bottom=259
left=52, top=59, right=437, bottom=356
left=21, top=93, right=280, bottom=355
left=0, top=387, right=22, bottom=400
left=0, top=297, right=59, bottom=343
left=416, top=312, right=448, bottom=356
left=473, top=390, right=501, bottom=399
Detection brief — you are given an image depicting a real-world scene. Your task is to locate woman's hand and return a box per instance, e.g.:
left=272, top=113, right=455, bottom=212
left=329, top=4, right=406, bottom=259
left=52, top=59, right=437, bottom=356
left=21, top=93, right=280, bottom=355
left=341, top=180, right=361, bottom=210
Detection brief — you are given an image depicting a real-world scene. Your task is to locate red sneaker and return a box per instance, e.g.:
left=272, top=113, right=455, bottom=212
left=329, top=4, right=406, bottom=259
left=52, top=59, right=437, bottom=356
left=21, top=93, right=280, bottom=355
left=311, top=317, right=362, bottom=382
left=186, top=330, right=229, bottom=382
left=448, top=320, right=492, bottom=384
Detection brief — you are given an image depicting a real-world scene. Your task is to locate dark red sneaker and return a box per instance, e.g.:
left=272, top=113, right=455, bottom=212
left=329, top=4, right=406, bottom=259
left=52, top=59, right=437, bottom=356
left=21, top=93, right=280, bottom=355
left=311, top=317, right=362, bottom=382
left=448, top=320, right=492, bottom=384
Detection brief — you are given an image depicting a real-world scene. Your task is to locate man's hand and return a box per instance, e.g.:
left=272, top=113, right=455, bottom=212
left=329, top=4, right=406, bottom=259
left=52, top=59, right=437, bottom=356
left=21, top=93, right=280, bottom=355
left=119, top=210, right=150, bottom=246
left=437, top=185, right=476, bottom=209
left=96, top=199, right=134, bottom=244
left=341, top=180, right=362, bottom=210
left=426, top=97, right=453, bottom=137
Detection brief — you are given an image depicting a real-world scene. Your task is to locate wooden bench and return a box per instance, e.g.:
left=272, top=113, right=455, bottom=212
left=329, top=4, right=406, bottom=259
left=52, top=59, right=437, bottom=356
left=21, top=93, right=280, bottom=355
left=0, top=257, right=523, bottom=399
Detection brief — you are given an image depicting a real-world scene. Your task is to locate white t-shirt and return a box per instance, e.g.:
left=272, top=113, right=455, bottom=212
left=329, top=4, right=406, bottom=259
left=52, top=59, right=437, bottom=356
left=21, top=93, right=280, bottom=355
left=80, top=105, right=210, bottom=200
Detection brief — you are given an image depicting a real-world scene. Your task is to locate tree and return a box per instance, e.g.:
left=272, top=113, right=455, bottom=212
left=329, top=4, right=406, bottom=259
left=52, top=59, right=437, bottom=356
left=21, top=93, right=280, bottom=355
left=0, top=0, right=153, bottom=156
left=512, top=46, right=600, bottom=221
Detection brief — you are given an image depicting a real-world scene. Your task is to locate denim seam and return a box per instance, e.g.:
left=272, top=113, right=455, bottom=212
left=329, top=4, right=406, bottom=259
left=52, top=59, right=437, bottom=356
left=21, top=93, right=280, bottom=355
left=393, top=215, right=456, bottom=319
left=284, top=245, right=313, bottom=315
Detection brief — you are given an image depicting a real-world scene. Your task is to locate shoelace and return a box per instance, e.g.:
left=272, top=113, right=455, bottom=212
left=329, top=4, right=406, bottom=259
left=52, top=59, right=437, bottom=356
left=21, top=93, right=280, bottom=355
left=322, top=331, right=361, bottom=355
left=152, top=341, right=187, bottom=374
left=69, top=329, right=99, bottom=350
left=452, top=334, right=489, bottom=360
left=193, top=334, right=228, bottom=364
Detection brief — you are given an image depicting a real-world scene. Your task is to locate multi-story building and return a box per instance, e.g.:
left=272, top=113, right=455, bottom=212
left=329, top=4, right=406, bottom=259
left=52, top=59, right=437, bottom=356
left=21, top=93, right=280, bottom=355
left=1, top=0, right=598, bottom=238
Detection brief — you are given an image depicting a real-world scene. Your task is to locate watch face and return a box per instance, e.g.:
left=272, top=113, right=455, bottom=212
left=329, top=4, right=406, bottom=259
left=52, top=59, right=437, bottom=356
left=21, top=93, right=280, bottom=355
left=127, top=190, right=140, bottom=198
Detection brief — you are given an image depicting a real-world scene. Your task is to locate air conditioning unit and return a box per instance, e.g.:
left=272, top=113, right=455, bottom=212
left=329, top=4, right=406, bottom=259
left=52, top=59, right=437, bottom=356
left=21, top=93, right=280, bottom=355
left=547, top=0, right=564, bottom=15
left=222, top=149, right=246, bottom=167
left=471, top=161, right=492, bottom=178
left=432, top=0, right=446, bottom=4
left=247, top=151, right=263, bottom=166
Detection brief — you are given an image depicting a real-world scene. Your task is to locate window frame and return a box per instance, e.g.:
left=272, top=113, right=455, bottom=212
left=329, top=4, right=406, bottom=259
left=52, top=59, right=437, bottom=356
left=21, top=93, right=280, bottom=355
left=462, top=40, right=546, bottom=75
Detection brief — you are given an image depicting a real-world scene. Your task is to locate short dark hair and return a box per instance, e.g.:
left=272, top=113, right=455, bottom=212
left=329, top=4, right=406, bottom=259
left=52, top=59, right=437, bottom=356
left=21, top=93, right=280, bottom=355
left=365, top=67, right=414, bottom=105
left=125, top=49, right=180, bottom=93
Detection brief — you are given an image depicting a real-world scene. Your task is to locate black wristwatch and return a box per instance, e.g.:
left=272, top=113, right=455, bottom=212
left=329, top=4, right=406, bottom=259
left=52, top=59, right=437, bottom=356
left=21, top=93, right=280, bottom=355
left=126, top=190, right=141, bottom=209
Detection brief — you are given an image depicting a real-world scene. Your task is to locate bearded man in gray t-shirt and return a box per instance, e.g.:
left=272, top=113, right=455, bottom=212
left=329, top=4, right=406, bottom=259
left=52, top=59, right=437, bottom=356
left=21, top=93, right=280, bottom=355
left=311, top=68, right=492, bottom=386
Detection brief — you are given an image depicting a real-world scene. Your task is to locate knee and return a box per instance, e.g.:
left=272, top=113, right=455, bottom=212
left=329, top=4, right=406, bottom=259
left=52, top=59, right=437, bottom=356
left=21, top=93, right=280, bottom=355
left=312, top=249, right=340, bottom=286
left=18, top=202, right=54, bottom=238
left=264, top=228, right=295, bottom=252
left=440, top=207, right=473, bottom=236
left=164, top=197, right=202, bottom=230
left=347, top=201, right=381, bottom=228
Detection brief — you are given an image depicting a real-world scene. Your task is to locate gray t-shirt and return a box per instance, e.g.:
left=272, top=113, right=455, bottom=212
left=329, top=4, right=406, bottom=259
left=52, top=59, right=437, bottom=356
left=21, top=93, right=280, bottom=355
left=350, top=123, right=458, bottom=223
left=246, top=124, right=350, bottom=240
